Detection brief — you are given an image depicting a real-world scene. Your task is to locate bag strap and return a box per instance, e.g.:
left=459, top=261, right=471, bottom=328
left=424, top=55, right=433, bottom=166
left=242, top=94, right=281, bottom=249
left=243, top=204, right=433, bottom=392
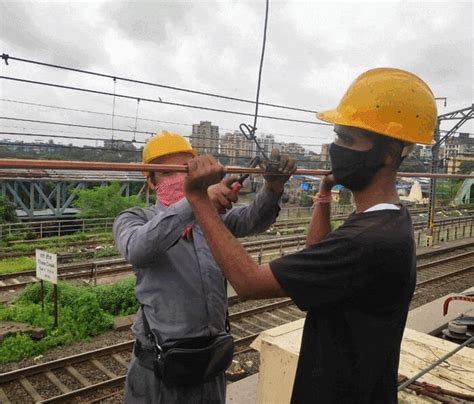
left=141, top=304, right=163, bottom=355
left=224, top=280, right=231, bottom=333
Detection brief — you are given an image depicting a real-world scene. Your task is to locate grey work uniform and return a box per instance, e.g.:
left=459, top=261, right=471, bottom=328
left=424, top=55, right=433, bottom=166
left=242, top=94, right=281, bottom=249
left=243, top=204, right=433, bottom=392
left=113, top=190, right=281, bottom=404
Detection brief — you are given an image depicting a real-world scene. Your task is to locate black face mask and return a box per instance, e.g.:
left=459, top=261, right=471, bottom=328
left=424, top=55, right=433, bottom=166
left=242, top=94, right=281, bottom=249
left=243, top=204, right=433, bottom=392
left=329, top=143, right=385, bottom=191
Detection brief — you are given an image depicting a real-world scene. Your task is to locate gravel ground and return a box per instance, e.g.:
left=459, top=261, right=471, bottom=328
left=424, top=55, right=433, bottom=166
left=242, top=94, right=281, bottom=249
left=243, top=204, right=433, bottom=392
left=0, top=329, right=134, bottom=373
left=410, top=271, right=474, bottom=309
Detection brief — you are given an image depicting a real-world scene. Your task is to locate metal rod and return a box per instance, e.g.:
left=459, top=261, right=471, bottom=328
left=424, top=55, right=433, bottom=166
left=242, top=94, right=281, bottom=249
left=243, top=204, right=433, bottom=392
left=0, top=158, right=473, bottom=179
left=397, top=335, right=474, bottom=391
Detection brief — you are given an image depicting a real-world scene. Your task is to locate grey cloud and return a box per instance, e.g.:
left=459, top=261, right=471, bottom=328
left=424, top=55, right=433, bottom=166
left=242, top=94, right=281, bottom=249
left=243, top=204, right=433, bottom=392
left=0, top=1, right=111, bottom=69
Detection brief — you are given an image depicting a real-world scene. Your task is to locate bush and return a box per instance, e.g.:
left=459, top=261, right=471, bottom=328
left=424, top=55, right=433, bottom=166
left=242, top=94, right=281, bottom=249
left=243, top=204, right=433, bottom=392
left=0, top=280, right=138, bottom=363
left=0, top=196, right=18, bottom=224
left=93, top=245, right=119, bottom=258
left=95, top=278, right=138, bottom=316
left=73, top=182, right=145, bottom=218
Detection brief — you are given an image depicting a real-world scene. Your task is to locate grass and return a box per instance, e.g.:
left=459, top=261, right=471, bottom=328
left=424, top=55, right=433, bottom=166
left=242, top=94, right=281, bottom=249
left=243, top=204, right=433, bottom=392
left=0, top=232, right=113, bottom=253
left=0, top=256, right=36, bottom=274
left=0, top=278, right=138, bottom=363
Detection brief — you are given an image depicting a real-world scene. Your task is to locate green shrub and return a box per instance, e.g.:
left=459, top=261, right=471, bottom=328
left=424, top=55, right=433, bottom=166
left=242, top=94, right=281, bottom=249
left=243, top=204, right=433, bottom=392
left=73, top=182, right=145, bottom=218
left=95, top=278, right=138, bottom=316
left=0, top=196, right=18, bottom=224
left=0, top=281, right=122, bottom=363
left=93, top=245, right=119, bottom=258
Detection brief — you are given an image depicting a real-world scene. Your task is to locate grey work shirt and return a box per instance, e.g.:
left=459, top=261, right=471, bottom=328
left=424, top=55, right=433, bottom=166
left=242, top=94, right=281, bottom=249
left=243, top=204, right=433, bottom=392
left=113, top=190, right=281, bottom=345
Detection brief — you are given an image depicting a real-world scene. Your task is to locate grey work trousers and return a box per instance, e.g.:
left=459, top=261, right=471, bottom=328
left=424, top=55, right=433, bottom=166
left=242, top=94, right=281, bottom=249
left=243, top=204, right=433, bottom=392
left=123, top=353, right=226, bottom=404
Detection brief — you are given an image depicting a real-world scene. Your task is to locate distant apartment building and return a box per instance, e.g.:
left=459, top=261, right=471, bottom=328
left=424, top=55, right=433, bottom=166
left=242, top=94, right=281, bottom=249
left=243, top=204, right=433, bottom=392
left=320, top=144, right=330, bottom=162
left=258, top=134, right=275, bottom=157
left=443, top=133, right=474, bottom=160
left=280, top=142, right=305, bottom=158
left=419, top=146, right=432, bottom=161
left=104, top=139, right=136, bottom=151
left=220, top=131, right=253, bottom=164
left=191, top=121, right=219, bottom=154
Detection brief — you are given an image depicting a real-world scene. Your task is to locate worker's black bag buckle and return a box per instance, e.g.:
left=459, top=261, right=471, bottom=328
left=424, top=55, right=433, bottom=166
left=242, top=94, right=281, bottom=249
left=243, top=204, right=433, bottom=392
left=138, top=306, right=234, bottom=386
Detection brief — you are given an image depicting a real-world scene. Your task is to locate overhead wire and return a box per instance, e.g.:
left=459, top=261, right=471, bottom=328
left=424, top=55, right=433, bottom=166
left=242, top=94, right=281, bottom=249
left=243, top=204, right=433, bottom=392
left=0, top=118, right=330, bottom=147
left=1, top=53, right=317, bottom=114
left=0, top=133, right=328, bottom=159
left=0, top=76, right=328, bottom=126
left=0, top=98, right=333, bottom=141
left=0, top=142, right=329, bottom=164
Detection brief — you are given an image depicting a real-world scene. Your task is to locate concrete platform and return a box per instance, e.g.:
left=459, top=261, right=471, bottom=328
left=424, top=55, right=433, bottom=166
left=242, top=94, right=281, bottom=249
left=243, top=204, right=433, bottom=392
left=226, top=374, right=259, bottom=403
left=407, top=288, right=474, bottom=335
left=251, top=320, right=474, bottom=404
left=416, top=236, right=474, bottom=258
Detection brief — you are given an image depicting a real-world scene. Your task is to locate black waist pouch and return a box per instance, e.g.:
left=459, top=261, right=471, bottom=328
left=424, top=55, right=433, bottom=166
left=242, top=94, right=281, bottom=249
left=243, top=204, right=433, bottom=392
left=138, top=305, right=234, bottom=386
left=154, top=334, right=234, bottom=386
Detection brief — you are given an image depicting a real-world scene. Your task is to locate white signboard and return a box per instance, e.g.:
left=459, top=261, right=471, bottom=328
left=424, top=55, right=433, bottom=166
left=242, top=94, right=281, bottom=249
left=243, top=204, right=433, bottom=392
left=36, top=249, right=58, bottom=284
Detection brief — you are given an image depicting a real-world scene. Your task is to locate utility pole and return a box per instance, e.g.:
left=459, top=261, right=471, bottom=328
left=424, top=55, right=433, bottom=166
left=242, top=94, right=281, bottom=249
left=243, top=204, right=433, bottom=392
left=426, top=104, right=474, bottom=244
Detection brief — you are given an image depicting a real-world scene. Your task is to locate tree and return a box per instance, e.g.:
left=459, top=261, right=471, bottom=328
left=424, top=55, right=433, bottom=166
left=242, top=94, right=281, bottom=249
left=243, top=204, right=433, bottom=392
left=0, top=196, right=18, bottom=224
left=338, top=188, right=352, bottom=205
left=72, top=182, right=146, bottom=218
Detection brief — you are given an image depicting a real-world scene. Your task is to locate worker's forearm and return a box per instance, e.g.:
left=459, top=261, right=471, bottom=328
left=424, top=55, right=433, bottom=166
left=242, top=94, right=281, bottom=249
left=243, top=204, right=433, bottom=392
left=188, top=194, right=259, bottom=295
left=306, top=202, right=331, bottom=246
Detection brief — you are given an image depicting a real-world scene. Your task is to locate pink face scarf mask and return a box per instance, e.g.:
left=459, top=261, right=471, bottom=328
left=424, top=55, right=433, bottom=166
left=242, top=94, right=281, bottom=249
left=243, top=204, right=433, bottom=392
left=155, top=175, right=186, bottom=207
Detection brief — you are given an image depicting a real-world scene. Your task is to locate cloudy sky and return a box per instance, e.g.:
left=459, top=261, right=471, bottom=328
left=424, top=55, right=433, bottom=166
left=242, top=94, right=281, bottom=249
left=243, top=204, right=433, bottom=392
left=0, top=0, right=472, bottom=156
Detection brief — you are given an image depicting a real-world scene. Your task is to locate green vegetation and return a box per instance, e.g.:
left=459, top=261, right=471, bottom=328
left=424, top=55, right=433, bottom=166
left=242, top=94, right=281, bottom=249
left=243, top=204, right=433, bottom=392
left=0, top=278, right=138, bottom=363
left=0, top=196, right=18, bottom=224
left=93, top=244, right=119, bottom=258
left=299, top=193, right=314, bottom=207
left=0, top=256, right=36, bottom=274
left=436, top=179, right=463, bottom=204
left=73, top=182, right=146, bottom=218
left=0, top=232, right=112, bottom=252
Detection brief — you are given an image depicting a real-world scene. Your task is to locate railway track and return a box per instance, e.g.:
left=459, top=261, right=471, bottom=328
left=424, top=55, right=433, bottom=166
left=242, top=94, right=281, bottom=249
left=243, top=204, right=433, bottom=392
left=416, top=250, right=474, bottom=287
left=1, top=246, right=473, bottom=402
left=0, top=299, right=301, bottom=403
left=1, top=216, right=473, bottom=294
left=271, top=214, right=474, bottom=232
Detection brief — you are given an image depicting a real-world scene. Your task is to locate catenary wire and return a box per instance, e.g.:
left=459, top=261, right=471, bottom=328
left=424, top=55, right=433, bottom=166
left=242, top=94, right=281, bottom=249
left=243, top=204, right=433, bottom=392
left=0, top=76, right=329, bottom=126
left=0, top=131, right=328, bottom=161
left=0, top=119, right=330, bottom=147
left=1, top=53, right=317, bottom=114
left=0, top=98, right=331, bottom=141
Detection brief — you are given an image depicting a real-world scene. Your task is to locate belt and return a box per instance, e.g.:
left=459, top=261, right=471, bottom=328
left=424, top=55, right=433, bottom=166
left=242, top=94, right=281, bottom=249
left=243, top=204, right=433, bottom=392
left=134, top=340, right=157, bottom=371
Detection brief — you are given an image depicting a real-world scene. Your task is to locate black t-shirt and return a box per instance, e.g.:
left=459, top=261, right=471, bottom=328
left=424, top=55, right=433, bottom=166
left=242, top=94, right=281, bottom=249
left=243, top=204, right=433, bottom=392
left=270, top=206, right=416, bottom=404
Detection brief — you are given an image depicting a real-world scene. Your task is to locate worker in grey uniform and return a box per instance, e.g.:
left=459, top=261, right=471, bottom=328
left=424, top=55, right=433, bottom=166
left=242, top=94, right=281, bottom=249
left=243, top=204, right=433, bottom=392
left=113, top=131, right=296, bottom=403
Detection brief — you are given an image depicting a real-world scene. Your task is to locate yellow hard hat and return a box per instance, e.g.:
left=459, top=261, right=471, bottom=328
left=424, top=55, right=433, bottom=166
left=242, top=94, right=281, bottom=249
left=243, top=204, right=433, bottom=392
left=142, top=131, right=197, bottom=176
left=316, top=68, right=437, bottom=145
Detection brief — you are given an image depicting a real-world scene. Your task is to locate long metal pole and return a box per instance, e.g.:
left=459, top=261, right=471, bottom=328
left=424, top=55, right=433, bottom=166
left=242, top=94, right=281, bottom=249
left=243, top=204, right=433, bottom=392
left=397, top=335, right=474, bottom=391
left=427, top=120, right=441, bottom=232
left=1, top=158, right=474, bottom=179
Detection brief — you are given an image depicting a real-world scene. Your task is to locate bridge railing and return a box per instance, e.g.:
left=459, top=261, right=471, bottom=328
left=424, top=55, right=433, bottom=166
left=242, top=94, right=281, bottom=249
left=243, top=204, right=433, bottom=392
left=0, top=217, right=115, bottom=240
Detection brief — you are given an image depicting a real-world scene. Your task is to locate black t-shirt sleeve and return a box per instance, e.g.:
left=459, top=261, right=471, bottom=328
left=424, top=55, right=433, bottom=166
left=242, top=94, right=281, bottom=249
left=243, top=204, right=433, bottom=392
left=270, top=233, right=376, bottom=311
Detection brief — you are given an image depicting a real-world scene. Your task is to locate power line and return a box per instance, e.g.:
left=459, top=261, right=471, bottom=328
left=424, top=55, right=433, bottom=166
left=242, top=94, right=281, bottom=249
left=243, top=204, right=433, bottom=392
left=0, top=141, right=140, bottom=154
left=0, top=141, right=328, bottom=164
left=0, top=76, right=329, bottom=126
left=0, top=116, right=154, bottom=135
left=0, top=131, right=326, bottom=158
left=0, top=119, right=329, bottom=147
left=1, top=53, right=318, bottom=114
left=0, top=98, right=333, bottom=140
left=0, top=98, right=193, bottom=128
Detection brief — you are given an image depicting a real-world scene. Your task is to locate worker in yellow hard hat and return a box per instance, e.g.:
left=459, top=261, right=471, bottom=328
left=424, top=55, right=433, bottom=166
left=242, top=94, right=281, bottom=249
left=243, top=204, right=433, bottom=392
left=182, top=68, right=437, bottom=403
left=113, top=130, right=296, bottom=403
